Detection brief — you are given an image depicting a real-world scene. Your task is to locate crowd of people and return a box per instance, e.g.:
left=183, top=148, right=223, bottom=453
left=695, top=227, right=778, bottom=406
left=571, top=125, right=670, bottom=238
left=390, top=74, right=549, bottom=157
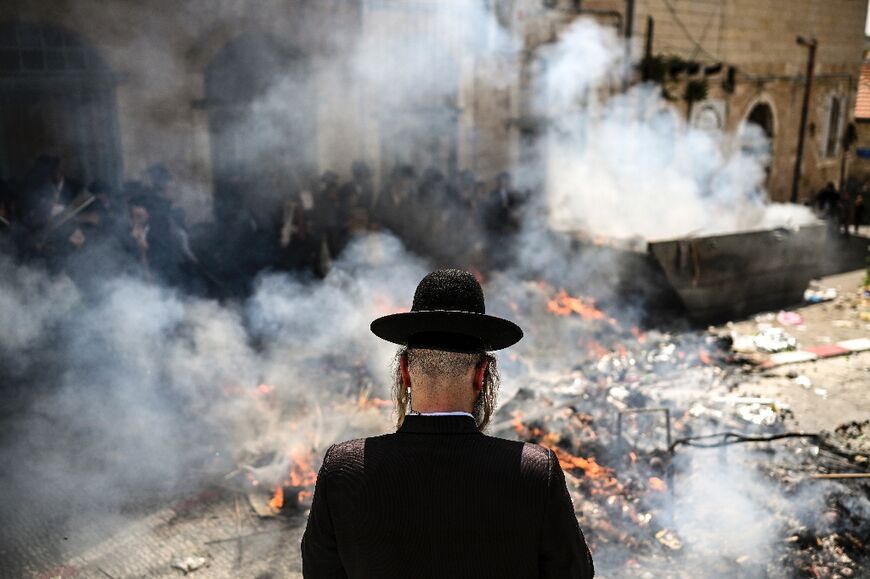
left=813, top=180, right=866, bottom=236
left=6, top=152, right=863, bottom=299
left=0, top=155, right=530, bottom=297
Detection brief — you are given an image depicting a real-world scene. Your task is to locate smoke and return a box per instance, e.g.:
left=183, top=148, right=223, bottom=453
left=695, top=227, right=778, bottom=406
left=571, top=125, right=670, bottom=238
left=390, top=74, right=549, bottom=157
left=0, top=235, right=424, bottom=562
left=671, top=449, right=782, bottom=575
left=537, top=19, right=817, bottom=240
left=0, top=4, right=839, bottom=577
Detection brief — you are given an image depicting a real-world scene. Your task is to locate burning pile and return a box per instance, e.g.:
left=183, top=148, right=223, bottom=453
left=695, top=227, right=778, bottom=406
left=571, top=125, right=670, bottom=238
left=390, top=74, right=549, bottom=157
left=489, top=286, right=869, bottom=577
left=221, top=379, right=394, bottom=518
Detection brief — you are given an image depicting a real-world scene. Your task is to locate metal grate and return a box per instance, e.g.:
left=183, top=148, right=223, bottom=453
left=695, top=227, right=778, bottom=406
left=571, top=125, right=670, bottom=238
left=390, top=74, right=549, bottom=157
left=0, top=23, right=102, bottom=75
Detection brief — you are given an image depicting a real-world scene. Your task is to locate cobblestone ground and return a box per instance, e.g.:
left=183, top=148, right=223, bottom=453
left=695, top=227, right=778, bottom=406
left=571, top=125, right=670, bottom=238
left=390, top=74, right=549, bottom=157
left=10, top=488, right=307, bottom=579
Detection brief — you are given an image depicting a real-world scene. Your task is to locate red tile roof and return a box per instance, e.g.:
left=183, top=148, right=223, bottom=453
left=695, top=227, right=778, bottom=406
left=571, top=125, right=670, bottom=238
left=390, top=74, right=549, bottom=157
left=855, top=62, right=870, bottom=120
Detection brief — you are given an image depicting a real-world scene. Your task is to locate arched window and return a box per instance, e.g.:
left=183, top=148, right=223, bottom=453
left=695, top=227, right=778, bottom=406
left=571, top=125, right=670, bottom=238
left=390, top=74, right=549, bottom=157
left=744, top=101, right=775, bottom=188
left=746, top=102, right=774, bottom=140
left=0, top=22, right=121, bottom=186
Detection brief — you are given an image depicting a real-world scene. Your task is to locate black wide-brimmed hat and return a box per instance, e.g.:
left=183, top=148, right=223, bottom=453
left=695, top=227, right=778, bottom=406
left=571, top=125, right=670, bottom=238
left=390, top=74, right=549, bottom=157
left=370, top=269, right=523, bottom=352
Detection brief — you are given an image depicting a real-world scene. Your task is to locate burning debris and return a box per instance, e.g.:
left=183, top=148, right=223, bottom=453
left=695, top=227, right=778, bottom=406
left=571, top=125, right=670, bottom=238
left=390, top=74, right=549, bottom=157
left=487, top=285, right=869, bottom=577
left=0, top=2, right=865, bottom=575
left=0, top=240, right=866, bottom=578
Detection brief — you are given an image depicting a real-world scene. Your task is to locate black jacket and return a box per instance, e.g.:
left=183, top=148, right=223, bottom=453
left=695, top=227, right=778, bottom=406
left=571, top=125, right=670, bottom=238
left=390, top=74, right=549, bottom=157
left=301, top=414, right=594, bottom=578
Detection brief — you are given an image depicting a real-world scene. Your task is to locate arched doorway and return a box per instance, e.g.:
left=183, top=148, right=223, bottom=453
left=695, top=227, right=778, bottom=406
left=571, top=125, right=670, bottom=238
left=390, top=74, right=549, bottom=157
left=744, top=101, right=775, bottom=188
left=204, top=33, right=316, bottom=226
left=0, top=22, right=122, bottom=187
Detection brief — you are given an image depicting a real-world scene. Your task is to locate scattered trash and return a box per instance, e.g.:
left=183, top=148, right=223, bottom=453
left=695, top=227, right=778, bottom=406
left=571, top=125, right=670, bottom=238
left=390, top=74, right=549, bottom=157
left=172, top=556, right=207, bottom=574
left=813, top=388, right=828, bottom=399
left=731, top=333, right=758, bottom=353
left=709, top=396, right=789, bottom=426
left=736, top=403, right=781, bottom=426
left=776, top=311, right=804, bottom=326
left=688, top=402, right=724, bottom=419
left=713, top=396, right=781, bottom=405
left=655, top=529, right=683, bottom=551
left=792, top=375, right=812, bottom=389
left=753, top=327, right=797, bottom=353
left=804, top=284, right=838, bottom=303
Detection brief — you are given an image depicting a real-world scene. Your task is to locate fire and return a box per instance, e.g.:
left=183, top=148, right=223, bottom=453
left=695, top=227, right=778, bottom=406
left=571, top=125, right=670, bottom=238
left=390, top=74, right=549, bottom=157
left=288, top=451, right=318, bottom=488
left=548, top=446, right=612, bottom=480
left=630, top=327, right=646, bottom=344
left=547, top=289, right=606, bottom=320
left=269, top=485, right=284, bottom=510
left=261, top=450, right=319, bottom=513
left=586, top=339, right=610, bottom=359
left=648, top=477, right=667, bottom=492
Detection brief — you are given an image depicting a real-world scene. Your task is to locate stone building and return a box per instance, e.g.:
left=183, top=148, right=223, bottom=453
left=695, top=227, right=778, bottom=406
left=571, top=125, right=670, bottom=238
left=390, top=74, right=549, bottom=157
left=0, top=0, right=865, bottom=221
left=0, top=0, right=364, bottom=221
left=499, top=0, right=866, bottom=203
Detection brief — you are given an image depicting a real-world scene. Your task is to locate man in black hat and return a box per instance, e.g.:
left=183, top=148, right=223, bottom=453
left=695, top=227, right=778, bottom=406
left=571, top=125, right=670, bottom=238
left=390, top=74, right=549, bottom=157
left=301, top=269, right=594, bottom=578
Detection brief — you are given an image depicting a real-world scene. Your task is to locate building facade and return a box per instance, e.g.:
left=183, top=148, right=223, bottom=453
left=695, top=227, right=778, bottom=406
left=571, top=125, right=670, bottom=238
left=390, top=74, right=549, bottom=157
left=499, top=0, right=866, bottom=202
left=0, top=0, right=865, bottom=220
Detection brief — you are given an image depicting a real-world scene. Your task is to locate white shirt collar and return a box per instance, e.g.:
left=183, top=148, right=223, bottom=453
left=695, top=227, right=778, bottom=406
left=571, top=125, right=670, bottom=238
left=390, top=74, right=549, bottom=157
left=417, top=411, right=474, bottom=418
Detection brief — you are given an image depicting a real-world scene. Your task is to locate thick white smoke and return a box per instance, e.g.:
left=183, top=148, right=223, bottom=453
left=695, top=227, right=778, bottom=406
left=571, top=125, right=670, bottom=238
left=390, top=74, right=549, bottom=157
left=0, top=6, right=840, bottom=578
left=538, top=19, right=817, bottom=240
left=0, top=235, right=423, bottom=555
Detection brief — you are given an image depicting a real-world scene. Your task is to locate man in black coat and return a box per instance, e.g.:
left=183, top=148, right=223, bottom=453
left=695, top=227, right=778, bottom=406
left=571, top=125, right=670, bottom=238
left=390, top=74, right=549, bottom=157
left=302, top=269, right=594, bottom=578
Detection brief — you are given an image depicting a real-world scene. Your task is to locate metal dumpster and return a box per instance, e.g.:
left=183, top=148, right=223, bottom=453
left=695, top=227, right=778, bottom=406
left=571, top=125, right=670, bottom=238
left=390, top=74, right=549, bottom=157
left=646, top=224, right=827, bottom=322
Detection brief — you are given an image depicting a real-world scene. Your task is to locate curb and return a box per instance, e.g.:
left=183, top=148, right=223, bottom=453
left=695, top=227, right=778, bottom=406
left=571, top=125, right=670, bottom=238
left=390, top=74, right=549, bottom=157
left=760, top=338, right=870, bottom=368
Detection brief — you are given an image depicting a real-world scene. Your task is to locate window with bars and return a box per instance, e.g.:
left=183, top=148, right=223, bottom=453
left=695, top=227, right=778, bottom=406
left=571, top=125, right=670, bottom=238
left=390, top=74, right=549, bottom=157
left=0, top=23, right=103, bottom=75
left=823, top=95, right=844, bottom=159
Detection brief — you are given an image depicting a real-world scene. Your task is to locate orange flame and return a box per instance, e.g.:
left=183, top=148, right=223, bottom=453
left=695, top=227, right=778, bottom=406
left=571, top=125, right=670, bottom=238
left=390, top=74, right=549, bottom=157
left=648, top=477, right=667, bottom=492
left=550, top=447, right=611, bottom=480
left=547, top=290, right=606, bottom=320
left=287, top=450, right=318, bottom=489
left=586, top=339, right=610, bottom=359
left=630, top=327, right=646, bottom=344
left=269, top=485, right=284, bottom=510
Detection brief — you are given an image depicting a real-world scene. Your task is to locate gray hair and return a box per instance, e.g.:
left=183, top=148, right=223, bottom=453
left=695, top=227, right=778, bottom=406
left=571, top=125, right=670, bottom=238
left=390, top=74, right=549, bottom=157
left=392, top=347, right=499, bottom=431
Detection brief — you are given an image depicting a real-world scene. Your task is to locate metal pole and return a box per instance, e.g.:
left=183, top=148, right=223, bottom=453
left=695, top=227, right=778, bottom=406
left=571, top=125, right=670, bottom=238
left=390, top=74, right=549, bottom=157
left=625, top=0, right=636, bottom=39
left=791, top=37, right=817, bottom=204
left=624, top=0, right=636, bottom=86
left=642, top=16, right=654, bottom=81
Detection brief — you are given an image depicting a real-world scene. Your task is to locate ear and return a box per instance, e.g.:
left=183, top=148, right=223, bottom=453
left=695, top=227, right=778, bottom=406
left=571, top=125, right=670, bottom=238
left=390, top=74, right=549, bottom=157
left=399, top=352, right=411, bottom=389
left=473, top=359, right=488, bottom=394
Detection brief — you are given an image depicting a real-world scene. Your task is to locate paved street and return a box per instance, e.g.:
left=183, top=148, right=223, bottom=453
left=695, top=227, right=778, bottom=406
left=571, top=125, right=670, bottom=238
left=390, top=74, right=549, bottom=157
left=724, top=269, right=870, bottom=433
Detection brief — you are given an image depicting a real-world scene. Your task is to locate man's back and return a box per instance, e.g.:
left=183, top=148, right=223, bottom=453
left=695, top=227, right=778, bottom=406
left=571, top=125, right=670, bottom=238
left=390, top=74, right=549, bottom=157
left=302, top=414, right=594, bottom=579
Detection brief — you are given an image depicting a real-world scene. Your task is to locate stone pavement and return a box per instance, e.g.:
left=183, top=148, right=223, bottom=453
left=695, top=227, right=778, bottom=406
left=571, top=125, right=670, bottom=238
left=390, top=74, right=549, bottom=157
left=16, top=488, right=307, bottom=579
left=724, top=269, right=870, bottom=433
